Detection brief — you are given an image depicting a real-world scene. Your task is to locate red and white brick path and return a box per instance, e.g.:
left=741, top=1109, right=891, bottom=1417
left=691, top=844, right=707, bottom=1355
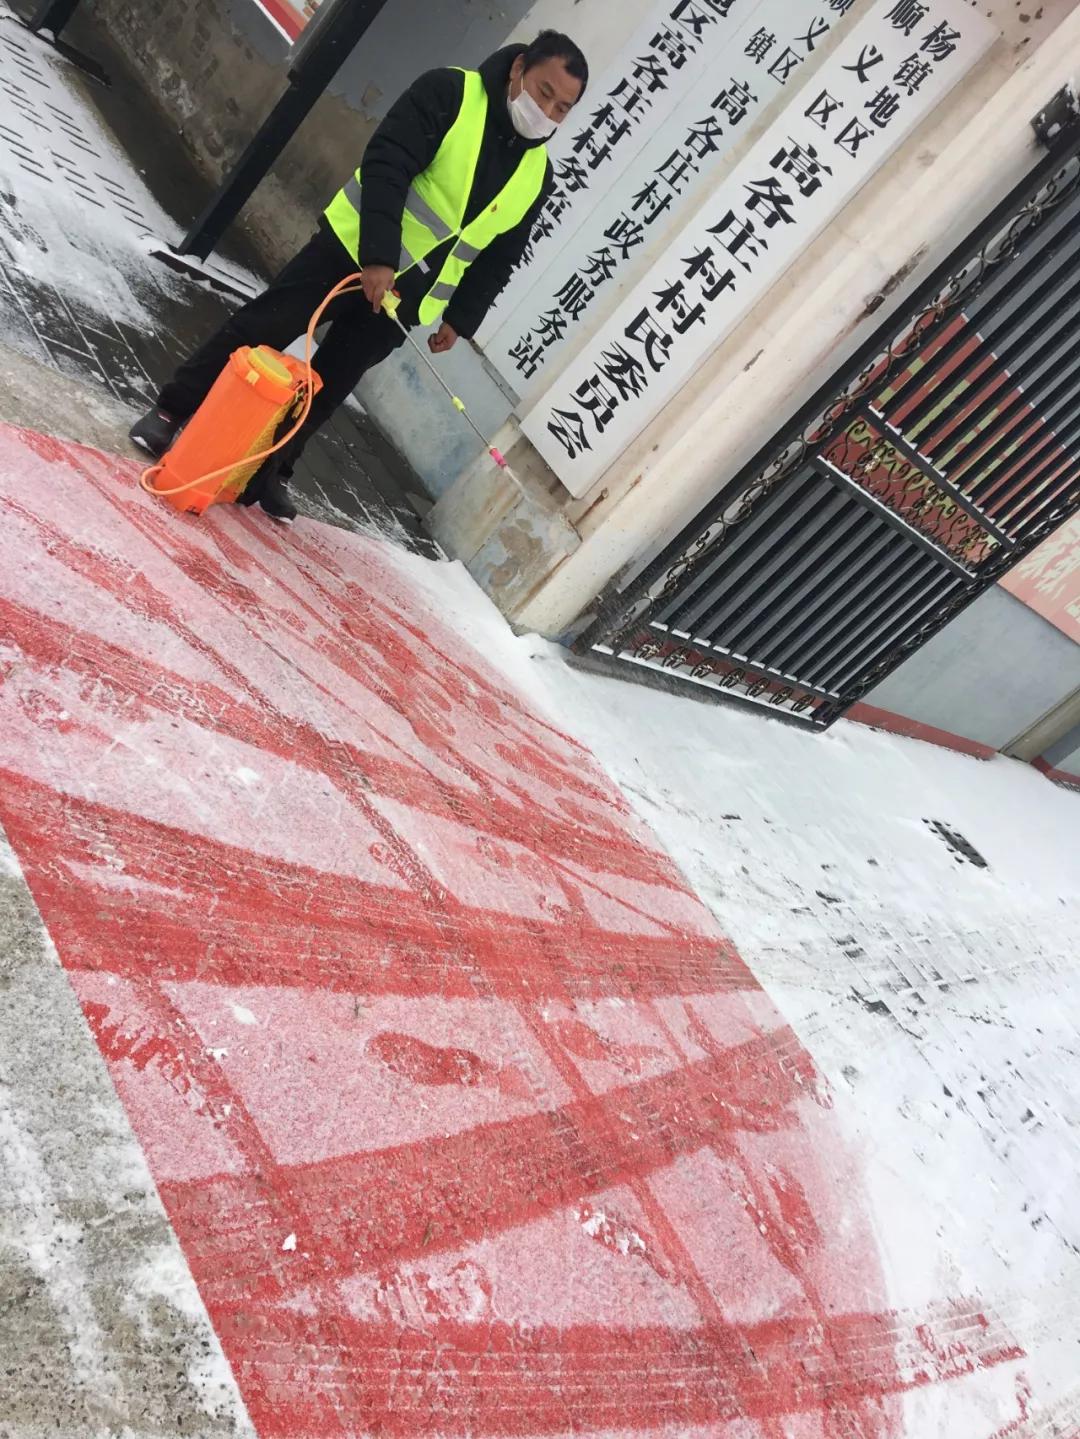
left=0, top=423, right=1040, bottom=1436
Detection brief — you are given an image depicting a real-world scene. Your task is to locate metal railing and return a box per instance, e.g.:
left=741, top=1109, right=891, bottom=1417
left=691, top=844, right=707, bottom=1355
left=574, top=121, right=1080, bottom=728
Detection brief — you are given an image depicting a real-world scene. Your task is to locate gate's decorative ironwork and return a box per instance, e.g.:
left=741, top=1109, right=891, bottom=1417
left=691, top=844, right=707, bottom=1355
left=575, top=125, right=1080, bottom=728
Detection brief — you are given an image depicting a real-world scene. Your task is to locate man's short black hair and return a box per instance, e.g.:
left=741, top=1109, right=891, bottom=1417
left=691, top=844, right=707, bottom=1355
left=522, top=29, right=589, bottom=96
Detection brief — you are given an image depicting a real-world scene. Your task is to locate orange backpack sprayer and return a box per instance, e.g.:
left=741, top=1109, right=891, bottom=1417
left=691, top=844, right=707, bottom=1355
left=142, top=346, right=323, bottom=515
left=140, top=271, right=527, bottom=513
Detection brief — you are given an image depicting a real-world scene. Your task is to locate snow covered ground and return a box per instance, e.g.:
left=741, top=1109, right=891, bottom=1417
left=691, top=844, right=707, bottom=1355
left=406, top=547, right=1080, bottom=1439
left=0, top=6, right=254, bottom=330
left=0, top=415, right=1077, bottom=1437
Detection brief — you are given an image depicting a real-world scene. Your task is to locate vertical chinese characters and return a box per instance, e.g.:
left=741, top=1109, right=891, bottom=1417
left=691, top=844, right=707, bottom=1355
left=504, top=2, right=842, bottom=387
left=520, top=0, right=991, bottom=496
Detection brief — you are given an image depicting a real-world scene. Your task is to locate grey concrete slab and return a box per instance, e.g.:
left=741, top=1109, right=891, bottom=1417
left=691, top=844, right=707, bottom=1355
left=0, top=831, right=254, bottom=1438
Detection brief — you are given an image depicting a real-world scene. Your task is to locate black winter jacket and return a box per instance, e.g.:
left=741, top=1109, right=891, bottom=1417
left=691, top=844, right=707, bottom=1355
left=344, top=45, right=553, bottom=339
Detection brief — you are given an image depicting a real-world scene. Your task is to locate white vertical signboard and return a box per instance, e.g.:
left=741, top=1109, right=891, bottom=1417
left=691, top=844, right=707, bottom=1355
left=520, top=0, right=997, bottom=498
left=480, top=0, right=851, bottom=398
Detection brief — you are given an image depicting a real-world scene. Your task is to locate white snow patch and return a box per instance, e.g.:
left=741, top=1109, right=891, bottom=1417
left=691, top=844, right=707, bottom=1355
left=0, top=833, right=21, bottom=878
left=579, top=1206, right=647, bottom=1257
left=0, top=25, right=256, bottom=334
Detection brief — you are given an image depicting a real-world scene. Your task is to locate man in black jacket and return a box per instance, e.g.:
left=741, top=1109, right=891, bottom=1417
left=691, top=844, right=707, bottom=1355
left=130, top=31, right=588, bottom=524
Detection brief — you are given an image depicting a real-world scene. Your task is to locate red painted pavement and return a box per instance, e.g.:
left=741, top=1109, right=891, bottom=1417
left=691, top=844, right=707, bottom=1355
left=846, top=702, right=998, bottom=761
left=0, top=423, right=1021, bottom=1436
left=1032, top=756, right=1080, bottom=792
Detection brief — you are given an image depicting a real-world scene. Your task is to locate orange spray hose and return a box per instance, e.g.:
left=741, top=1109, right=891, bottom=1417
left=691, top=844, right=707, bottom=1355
left=139, top=271, right=366, bottom=499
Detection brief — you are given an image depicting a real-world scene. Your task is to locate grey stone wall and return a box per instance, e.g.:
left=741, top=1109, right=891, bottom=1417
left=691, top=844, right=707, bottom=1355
left=867, top=587, right=1080, bottom=752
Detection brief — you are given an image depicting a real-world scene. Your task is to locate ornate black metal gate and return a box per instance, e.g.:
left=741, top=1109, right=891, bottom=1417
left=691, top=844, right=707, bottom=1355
left=574, top=121, right=1080, bottom=729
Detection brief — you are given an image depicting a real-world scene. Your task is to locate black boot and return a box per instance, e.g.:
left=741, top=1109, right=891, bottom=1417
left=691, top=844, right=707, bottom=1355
left=260, top=468, right=298, bottom=524
left=129, top=408, right=181, bottom=458
left=238, top=463, right=297, bottom=525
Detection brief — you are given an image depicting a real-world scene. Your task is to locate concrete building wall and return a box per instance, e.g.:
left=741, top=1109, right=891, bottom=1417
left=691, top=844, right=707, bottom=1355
left=865, top=589, right=1080, bottom=752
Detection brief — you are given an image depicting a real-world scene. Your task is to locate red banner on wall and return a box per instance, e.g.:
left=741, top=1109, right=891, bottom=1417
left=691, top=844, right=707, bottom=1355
left=1000, top=513, right=1080, bottom=645
left=251, top=0, right=324, bottom=42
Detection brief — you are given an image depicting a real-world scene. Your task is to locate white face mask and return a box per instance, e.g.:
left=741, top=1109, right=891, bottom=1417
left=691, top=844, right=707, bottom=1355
left=507, top=73, right=556, bottom=141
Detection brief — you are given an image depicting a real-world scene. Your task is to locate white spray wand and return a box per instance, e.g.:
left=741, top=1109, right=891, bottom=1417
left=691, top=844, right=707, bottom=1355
left=380, top=289, right=528, bottom=499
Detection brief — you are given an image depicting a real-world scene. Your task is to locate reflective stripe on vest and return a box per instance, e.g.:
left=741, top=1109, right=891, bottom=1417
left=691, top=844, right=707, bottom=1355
left=404, top=185, right=453, bottom=240
left=324, top=68, right=547, bottom=325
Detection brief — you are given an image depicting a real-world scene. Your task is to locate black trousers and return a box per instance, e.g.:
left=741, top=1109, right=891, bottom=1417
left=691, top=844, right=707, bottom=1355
left=157, top=227, right=406, bottom=475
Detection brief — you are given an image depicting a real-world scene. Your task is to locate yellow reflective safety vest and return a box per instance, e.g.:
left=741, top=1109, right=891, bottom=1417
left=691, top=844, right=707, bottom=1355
left=325, top=69, right=548, bottom=326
